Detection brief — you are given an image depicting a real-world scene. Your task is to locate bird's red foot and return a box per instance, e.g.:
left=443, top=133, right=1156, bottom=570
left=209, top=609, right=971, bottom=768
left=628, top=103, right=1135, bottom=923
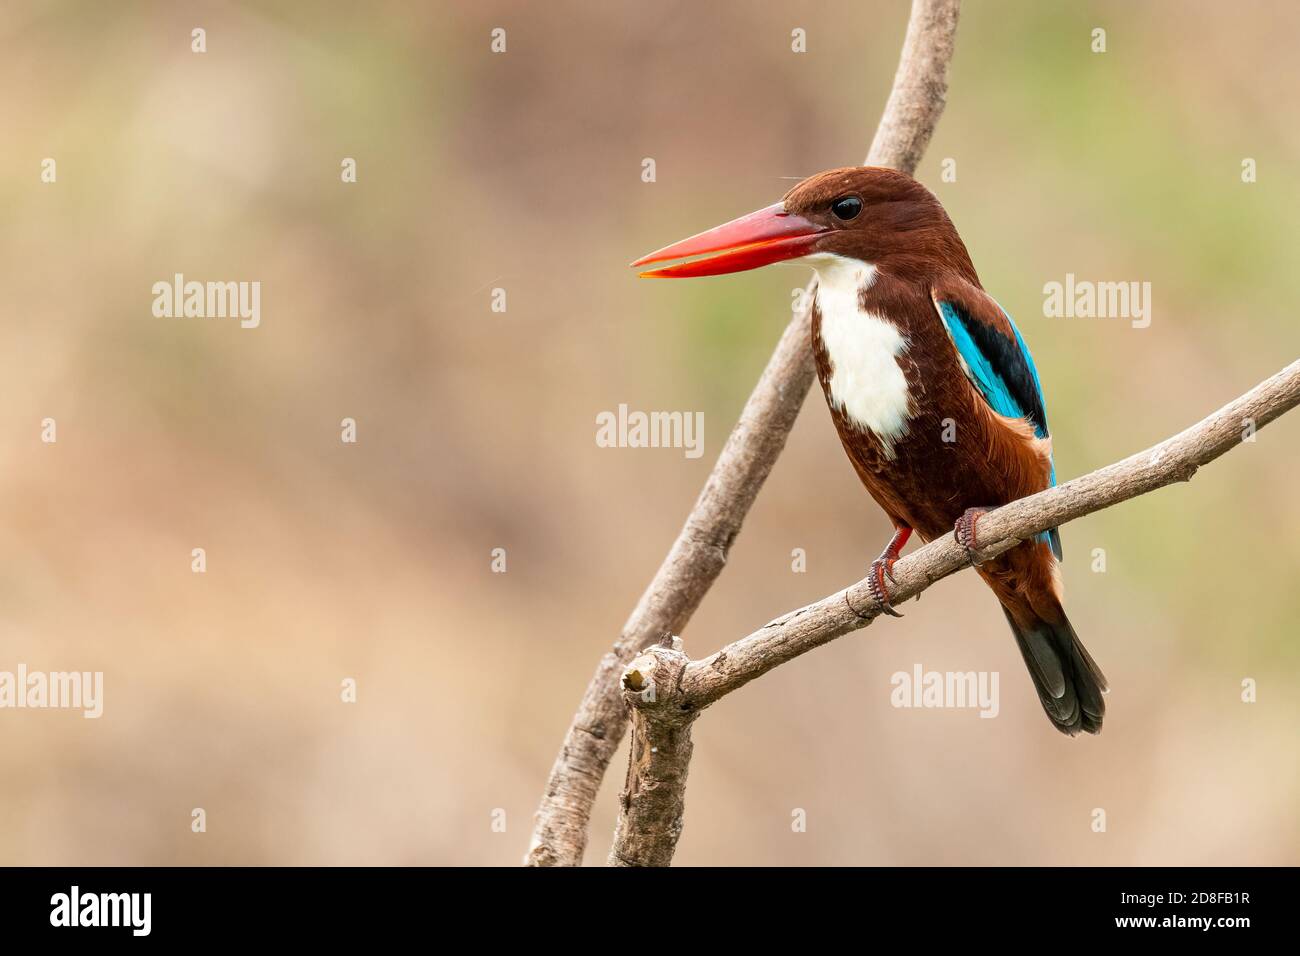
left=867, top=527, right=912, bottom=618
left=954, top=507, right=990, bottom=564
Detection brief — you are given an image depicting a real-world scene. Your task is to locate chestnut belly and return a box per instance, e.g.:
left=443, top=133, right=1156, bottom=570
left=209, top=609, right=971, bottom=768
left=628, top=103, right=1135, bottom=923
left=825, top=398, right=1050, bottom=542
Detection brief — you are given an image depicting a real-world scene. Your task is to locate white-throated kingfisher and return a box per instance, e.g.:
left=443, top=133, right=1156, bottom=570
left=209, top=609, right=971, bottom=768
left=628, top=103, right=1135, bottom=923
left=632, top=166, right=1107, bottom=735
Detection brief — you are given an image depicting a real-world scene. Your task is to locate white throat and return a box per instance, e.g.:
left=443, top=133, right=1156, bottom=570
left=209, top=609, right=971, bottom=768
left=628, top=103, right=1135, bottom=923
left=806, top=253, right=912, bottom=458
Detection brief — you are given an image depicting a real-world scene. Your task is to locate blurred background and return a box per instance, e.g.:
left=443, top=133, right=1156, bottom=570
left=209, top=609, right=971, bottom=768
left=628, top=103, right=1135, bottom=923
left=0, top=0, right=1296, bottom=866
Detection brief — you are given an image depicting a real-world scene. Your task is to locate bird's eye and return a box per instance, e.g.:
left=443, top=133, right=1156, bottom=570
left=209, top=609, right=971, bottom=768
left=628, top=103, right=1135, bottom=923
left=831, top=195, right=863, bottom=221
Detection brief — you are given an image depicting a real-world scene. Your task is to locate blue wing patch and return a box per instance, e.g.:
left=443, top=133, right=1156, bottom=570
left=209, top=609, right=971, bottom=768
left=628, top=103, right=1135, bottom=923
left=937, top=300, right=1062, bottom=560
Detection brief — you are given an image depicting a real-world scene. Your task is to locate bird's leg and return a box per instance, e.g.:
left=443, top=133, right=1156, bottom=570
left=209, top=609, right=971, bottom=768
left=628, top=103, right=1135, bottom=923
left=954, top=507, right=991, bottom=565
left=867, top=526, right=912, bottom=618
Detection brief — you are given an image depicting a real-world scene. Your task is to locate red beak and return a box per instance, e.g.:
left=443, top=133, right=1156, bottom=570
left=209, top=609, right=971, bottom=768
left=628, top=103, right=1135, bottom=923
left=631, top=202, right=828, bottom=278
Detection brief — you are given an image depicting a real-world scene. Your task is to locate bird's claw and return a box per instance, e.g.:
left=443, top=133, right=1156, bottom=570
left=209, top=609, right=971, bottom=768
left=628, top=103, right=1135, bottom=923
left=954, top=507, right=989, bottom=565
left=868, top=557, right=903, bottom=617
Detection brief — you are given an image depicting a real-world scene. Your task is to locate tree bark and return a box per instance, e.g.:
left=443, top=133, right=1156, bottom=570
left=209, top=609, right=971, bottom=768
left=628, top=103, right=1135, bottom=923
left=525, top=0, right=964, bottom=868
left=606, top=641, right=694, bottom=867
left=608, top=357, right=1300, bottom=866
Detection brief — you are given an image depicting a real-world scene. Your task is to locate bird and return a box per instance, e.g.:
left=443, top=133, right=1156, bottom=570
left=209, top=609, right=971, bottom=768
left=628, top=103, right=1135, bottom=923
left=631, top=166, right=1107, bottom=735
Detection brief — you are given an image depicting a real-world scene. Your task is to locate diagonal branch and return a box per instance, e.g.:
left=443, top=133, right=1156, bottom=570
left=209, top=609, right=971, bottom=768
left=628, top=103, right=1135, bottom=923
left=608, top=358, right=1300, bottom=866
left=525, top=0, right=964, bottom=868
left=680, top=358, right=1300, bottom=706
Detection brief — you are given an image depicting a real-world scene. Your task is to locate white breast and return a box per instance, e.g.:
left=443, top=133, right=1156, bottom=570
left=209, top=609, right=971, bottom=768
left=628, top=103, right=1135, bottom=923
left=807, top=253, right=912, bottom=458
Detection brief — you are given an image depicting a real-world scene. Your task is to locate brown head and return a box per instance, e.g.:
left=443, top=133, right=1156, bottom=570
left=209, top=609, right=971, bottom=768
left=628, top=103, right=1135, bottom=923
left=632, top=166, right=976, bottom=285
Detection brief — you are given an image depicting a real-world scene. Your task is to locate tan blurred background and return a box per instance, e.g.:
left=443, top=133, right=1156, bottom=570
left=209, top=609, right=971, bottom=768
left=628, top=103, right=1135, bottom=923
left=0, top=0, right=1296, bottom=866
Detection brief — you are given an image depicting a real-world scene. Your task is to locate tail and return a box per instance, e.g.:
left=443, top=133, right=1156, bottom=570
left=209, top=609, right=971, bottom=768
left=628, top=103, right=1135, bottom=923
left=1001, top=603, right=1107, bottom=736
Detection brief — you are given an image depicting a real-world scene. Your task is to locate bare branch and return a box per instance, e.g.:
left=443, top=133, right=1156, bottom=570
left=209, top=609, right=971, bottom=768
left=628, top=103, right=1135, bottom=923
left=522, top=307, right=820, bottom=866
left=680, top=358, right=1300, bottom=706
left=606, top=642, right=694, bottom=867
left=866, top=0, right=962, bottom=171
left=526, top=0, right=963, bottom=869
left=610, top=358, right=1300, bottom=866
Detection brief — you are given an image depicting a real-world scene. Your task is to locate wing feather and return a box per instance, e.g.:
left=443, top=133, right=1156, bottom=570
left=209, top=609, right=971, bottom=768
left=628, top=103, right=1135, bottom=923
left=933, top=282, right=1063, bottom=560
